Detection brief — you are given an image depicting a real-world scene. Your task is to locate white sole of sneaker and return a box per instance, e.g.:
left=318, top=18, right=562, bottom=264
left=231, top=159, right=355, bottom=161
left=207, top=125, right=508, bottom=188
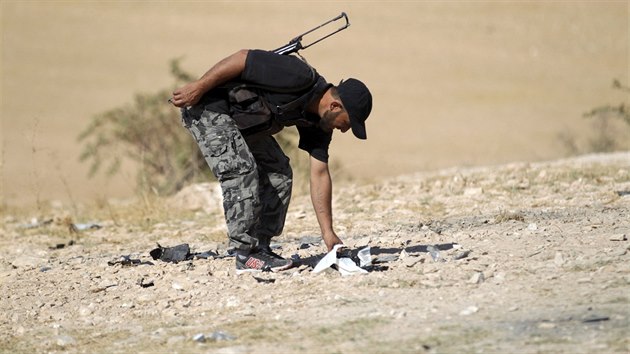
left=235, top=268, right=264, bottom=275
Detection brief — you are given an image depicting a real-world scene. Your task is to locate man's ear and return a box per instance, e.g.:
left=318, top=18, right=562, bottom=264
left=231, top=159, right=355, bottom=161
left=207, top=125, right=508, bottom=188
left=330, top=100, right=344, bottom=112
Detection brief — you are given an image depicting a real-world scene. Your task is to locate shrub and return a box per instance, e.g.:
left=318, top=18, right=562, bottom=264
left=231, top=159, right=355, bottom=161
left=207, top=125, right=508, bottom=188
left=78, top=59, right=209, bottom=196
left=560, top=79, right=630, bottom=155
left=582, top=80, right=630, bottom=152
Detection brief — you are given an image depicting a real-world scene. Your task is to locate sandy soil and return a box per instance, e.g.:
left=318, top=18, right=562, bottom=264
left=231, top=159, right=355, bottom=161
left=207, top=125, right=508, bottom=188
left=1, top=3, right=629, bottom=351
left=1, top=152, right=628, bottom=353
left=2, top=2, right=629, bottom=207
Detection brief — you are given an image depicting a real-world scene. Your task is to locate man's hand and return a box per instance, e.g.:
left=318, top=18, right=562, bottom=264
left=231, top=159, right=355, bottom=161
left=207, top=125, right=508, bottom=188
left=322, top=231, right=343, bottom=252
left=171, top=81, right=204, bottom=108
left=169, top=49, right=249, bottom=108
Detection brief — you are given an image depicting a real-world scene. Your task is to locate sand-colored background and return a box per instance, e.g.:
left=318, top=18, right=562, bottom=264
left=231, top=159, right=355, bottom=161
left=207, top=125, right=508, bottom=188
left=1, top=1, right=628, bottom=208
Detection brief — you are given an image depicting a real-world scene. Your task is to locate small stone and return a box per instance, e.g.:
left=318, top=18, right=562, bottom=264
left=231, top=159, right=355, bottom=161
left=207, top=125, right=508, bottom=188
left=138, top=278, right=155, bottom=288
left=459, top=306, right=478, bottom=316
left=355, top=236, right=371, bottom=248
left=78, top=306, right=93, bottom=316
left=538, top=322, right=556, bottom=329
left=452, top=250, right=470, bottom=260
left=11, top=256, right=46, bottom=269
left=171, top=279, right=190, bottom=290
left=192, top=333, right=206, bottom=342
left=226, top=296, right=240, bottom=307
left=14, top=326, right=26, bottom=336
left=464, top=187, right=483, bottom=196
left=208, top=331, right=235, bottom=341
left=554, top=252, right=565, bottom=267
left=527, top=223, right=538, bottom=231
left=55, top=335, right=76, bottom=347
left=468, top=272, right=484, bottom=284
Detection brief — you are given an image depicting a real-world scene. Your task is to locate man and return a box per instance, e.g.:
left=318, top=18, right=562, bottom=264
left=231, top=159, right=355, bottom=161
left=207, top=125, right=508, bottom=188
left=171, top=49, right=372, bottom=274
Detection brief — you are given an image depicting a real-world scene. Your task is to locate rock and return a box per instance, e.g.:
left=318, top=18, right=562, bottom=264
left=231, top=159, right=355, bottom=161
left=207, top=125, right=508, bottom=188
left=208, top=331, right=236, bottom=341
left=226, top=296, right=240, bottom=308
left=527, top=223, right=538, bottom=231
left=78, top=305, right=93, bottom=316
left=459, top=306, right=479, bottom=316
left=168, top=182, right=223, bottom=213
left=453, top=250, right=470, bottom=260
left=14, top=326, right=26, bottom=336
left=55, top=335, right=76, bottom=347
left=11, top=256, right=47, bottom=269
left=468, top=272, right=484, bottom=284
left=464, top=187, right=483, bottom=196
left=554, top=252, right=565, bottom=267
left=538, top=322, right=556, bottom=329
left=355, top=236, right=371, bottom=248
left=171, top=278, right=192, bottom=290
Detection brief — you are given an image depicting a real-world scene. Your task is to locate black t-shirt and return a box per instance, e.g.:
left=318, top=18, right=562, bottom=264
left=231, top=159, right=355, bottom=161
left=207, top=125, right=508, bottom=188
left=200, top=50, right=333, bottom=163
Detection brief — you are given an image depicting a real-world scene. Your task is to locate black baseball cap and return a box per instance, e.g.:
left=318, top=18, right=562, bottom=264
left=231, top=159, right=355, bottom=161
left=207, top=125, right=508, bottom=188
left=337, top=78, right=372, bottom=140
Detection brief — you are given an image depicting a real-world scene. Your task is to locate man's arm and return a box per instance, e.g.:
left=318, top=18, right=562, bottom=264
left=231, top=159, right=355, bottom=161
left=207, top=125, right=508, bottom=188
left=171, top=49, right=249, bottom=108
left=309, top=155, right=343, bottom=251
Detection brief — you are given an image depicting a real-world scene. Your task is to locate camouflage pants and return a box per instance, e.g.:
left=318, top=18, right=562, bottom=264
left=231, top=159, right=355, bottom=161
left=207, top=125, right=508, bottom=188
left=181, top=105, right=293, bottom=252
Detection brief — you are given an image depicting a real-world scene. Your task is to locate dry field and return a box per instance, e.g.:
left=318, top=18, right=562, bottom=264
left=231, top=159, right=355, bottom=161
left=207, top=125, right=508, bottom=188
left=1, top=2, right=628, bottom=207
left=1, top=152, right=629, bottom=353
left=1, top=3, right=629, bottom=353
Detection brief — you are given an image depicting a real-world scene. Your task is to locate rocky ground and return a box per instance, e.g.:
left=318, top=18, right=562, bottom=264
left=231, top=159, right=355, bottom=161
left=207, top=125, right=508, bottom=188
left=1, top=152, right=629, bottom=353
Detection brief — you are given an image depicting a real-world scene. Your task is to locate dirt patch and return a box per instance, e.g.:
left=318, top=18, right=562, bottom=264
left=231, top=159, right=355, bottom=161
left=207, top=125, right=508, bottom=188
left=1, top=152, right=628, bottom=353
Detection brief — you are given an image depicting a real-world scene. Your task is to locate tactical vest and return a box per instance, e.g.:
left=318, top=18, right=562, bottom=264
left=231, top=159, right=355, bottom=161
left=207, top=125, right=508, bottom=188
left=227, top=69, right=328, bottom=136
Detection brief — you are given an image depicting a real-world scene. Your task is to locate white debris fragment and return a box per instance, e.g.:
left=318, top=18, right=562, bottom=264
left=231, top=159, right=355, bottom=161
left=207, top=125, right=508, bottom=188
left=313, top=244, right=368, bottom=276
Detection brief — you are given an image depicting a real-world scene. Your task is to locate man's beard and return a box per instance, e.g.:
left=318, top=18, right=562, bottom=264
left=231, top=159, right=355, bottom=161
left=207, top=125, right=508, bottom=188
left=318, top=110, right=341, bottom=133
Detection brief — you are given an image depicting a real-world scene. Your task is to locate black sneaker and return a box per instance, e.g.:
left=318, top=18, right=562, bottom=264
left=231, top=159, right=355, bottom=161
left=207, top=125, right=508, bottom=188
left=235, top=247, right=293, bottom=275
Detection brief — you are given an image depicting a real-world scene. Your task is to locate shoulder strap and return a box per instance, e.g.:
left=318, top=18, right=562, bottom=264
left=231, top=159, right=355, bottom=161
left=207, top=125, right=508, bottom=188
left=268, top=77, right=328, bottom=117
